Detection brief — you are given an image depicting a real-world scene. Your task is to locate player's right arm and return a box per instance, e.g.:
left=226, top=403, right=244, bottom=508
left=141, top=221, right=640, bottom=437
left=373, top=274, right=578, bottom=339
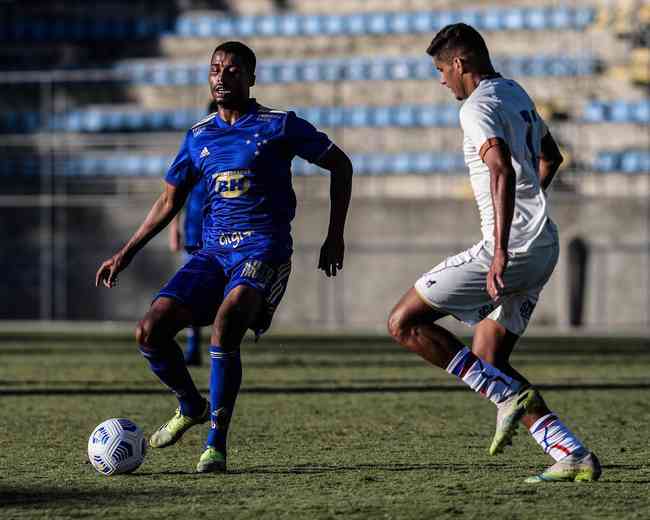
left=95, top=182, right=191, bottom=288
left=96, top=130, right=198, bottom=288
left=538, top=131, right=563, bottom=191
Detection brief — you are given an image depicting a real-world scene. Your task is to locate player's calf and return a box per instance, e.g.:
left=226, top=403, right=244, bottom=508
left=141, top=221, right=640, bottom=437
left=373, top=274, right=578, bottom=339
left=136, top=301, right=206, bottom=420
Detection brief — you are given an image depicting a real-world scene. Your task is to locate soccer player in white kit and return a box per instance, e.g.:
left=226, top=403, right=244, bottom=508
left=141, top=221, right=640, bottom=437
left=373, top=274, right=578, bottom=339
left=387, top=24, right=601, bottom=483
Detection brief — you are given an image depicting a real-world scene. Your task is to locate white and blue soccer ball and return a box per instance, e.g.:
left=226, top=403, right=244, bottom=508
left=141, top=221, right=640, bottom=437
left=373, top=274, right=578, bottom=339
left=88, top=418, right=146, bottom=476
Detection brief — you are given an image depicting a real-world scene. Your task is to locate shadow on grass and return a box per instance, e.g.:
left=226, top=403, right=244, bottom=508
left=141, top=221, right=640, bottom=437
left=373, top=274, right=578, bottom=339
left=229, top=461, right=510, bottom=475
left=0, top=485, right=172, bottom=507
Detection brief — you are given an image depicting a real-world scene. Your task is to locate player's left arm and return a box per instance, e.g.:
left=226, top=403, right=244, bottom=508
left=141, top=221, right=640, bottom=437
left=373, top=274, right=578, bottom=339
left=483, top=139, right=517, bottom=301
left=313, top=144, right=353, bottom=277
left=538, top=131, right=564, bottom=191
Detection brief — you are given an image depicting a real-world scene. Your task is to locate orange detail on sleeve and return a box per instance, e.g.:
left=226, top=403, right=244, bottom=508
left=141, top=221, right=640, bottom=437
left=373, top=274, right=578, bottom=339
left=479, top=137, right=505, bottom=162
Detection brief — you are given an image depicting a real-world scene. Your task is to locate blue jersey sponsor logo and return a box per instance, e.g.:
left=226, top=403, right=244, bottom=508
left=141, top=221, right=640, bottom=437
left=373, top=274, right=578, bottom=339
left=212, top=169, right=251, bottom=198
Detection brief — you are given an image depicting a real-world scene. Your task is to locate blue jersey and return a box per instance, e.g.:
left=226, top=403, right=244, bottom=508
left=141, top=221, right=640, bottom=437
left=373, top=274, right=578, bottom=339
left=165, top=100, right=332, bottom=251
left=183, top=181, right=207, bottom=250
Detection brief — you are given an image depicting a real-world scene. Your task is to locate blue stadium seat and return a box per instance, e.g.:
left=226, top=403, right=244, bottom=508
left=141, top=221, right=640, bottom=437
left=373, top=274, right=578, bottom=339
left=389, top=12, right=412, bottom=34
left=524, top=8, right=547, bottom=30
left=610, top=101, right=631, bottom=123
left=372, top=106, right=392, bottom=127
left=549, top=7, right=572, bottom=30
left=456, top=9, right=481, bottom=28
left=367, top=13, right=391, bottom=34
left=583, top=101, right=605, bottom=122
left=413, top=106, right=435, bottom=127
left=256, top=15, right=279, bottom=37
left=621, top=151, right=650, bottom=173
left=322, top=14, right=344, bottom=35
left=482, top=9, right=504, bottom=31
left=575, top=7, right=596, bottom=28
left=636, top=101, right=650, bottom=124
left=302, top=15, right=323, bottom=37
left=502, top=8, right=526, bottom=30
left=392, top=153, right=412, bottom=174
left=346, top=107, right=369, bottom=127
left=393, top=106, right=416, bottom=127
left=594, top=152, right=618, bottom=172
left=413, top=153, right=436, bottom=173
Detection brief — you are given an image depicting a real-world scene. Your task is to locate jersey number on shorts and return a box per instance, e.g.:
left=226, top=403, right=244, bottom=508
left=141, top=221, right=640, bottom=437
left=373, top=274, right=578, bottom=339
left=520, top=110, right=539, bottom=173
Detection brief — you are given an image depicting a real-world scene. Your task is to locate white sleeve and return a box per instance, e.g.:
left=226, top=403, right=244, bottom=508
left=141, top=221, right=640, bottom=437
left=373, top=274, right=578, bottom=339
left=459, top=101, right=506, bottom=157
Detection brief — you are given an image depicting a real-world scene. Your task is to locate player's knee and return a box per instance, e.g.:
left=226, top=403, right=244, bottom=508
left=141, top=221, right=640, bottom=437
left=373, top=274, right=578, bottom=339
left=135, top=317, right=165, bottom=349
left=135, top=319, right=151, bottom=347
left=387, top=308, right=409, bottom=344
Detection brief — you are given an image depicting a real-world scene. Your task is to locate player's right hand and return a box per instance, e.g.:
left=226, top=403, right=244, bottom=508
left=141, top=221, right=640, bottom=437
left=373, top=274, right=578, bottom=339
left=95, top=252, right=130, bottom=288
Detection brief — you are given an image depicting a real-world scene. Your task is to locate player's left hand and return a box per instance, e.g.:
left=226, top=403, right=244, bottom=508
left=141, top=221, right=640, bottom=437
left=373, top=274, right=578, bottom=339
left=318, top=235, right=344, bottom=277
left=487, top=249, right=508, bottom=301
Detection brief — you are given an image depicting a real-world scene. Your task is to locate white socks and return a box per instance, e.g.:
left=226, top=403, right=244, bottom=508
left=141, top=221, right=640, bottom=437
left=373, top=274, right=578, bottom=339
left=446, top=347, right=523, bottom=405
left=529, top=413, right=586, bottom=461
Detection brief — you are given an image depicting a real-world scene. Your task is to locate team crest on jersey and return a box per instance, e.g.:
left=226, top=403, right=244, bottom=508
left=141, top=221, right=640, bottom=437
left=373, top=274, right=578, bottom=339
left=212, top=169, right=251, bottom=198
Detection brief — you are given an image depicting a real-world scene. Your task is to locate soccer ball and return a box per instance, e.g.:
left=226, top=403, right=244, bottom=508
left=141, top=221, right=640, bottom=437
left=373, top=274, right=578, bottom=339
left=88, top=418, right=146, bottom=476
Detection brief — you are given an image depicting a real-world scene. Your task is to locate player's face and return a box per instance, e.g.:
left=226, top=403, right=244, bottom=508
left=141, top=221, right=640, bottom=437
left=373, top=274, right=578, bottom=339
left=434, top=57, right=465, bottom=101
left=209, top=51, right=254, bottom=106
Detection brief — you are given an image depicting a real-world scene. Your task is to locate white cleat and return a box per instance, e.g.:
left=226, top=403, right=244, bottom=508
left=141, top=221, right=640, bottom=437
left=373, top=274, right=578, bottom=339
left=525, top=450, right=602, bottom=483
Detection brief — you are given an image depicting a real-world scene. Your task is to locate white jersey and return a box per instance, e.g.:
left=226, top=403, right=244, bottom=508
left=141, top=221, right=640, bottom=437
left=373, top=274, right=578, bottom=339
left=459, top=76, right=557, bottom=253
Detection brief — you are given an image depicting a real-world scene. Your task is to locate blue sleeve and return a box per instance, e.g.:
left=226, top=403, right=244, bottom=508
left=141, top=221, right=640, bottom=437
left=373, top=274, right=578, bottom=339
left=164, top=131, right=199, bottom=188
left=284, top=111, right=333, bottom=163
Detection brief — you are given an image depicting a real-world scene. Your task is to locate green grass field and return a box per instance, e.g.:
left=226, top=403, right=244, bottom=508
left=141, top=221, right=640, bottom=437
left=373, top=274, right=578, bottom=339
left=1, top=336, right=650, bottom=519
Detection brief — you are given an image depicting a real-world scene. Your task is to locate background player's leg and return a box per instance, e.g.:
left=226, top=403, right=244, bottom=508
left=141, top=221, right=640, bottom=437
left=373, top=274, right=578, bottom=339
left=198, top=285, right=263, bottom=472
left=184, top=326, right=202, bottom=366
left=136, top=297, right=206, bottom=418
left=388, top=288, right=523, bottom=406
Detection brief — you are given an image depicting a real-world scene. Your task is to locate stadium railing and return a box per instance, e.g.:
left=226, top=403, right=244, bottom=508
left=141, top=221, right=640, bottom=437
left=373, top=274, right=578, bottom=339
left=0, top=7, right=596, bottom=42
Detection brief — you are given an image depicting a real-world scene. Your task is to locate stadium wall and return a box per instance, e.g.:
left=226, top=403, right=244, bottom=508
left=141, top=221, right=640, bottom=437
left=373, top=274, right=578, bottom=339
left=2, top=180, right=648, bottom=331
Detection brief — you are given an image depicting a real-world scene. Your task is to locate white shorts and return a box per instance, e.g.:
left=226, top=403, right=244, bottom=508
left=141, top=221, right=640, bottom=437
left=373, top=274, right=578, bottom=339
left=414, top=241, right=559, bottom=335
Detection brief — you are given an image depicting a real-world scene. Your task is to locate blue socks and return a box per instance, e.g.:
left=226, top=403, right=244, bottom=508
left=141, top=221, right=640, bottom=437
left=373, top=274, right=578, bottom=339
left=206, top=345, right=242, bottom=455
left=139, top=340, right=205, bottom=417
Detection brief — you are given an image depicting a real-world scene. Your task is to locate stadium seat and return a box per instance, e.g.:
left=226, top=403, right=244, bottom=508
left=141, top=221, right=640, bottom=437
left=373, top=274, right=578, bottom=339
left=97, top=54, right=597, bottom=87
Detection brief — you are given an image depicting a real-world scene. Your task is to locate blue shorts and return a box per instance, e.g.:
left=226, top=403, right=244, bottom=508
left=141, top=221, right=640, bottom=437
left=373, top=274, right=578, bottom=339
left=156, top=234, right=291, bottom=333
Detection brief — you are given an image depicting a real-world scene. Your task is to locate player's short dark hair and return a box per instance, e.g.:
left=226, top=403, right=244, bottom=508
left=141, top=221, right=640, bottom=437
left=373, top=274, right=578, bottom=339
left=212, top=41, right=256, bottom=74
left=426, top=23, right=490, bottom=64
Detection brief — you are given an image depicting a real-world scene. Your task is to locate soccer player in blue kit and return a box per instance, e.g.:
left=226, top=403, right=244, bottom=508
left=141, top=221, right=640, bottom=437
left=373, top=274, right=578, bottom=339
left=96, top=41, right=353, bottom=473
